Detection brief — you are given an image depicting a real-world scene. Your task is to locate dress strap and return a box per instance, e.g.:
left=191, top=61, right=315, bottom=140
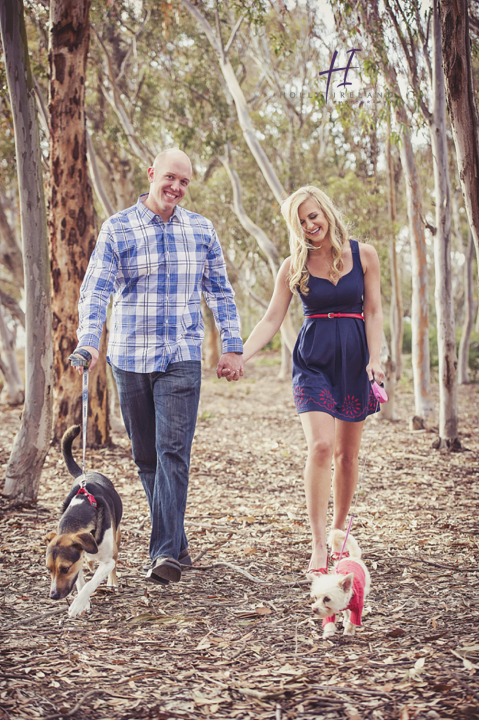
left=350, top=239, right=364, bottom=274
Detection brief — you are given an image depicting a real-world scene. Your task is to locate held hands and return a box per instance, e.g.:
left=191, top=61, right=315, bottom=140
left=216, top=352, right=244, bottom=382
left=71, top=346, right=99, bottom=376
left=366, top=360, right=385, bottom=385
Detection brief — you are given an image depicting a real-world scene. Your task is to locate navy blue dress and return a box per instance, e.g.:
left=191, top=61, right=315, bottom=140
left=292, top=240, right=378, bottom=421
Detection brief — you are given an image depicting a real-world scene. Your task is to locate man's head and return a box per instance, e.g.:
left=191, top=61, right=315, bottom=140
left=145, top=148, right=192, bottom=221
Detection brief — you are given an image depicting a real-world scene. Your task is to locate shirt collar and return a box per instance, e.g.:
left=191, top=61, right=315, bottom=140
left=137, top=193, right=182, bottom=224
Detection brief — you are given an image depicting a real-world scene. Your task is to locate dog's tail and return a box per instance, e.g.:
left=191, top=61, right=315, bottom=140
left=62, top=425, right=82, bottom=478
left=328, top=528, right=362, bottom=559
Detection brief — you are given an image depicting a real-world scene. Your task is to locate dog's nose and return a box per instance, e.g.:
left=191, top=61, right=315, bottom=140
left=50, top=590, right=61, bottom=600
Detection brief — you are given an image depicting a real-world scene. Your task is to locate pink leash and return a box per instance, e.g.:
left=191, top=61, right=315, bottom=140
left=335, top=380, right=387, bottom=568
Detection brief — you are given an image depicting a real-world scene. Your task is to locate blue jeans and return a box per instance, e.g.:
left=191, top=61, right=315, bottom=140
left=111, top=361, right=201, bottom=562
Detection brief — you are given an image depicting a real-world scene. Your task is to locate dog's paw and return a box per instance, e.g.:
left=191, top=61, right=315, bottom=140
left=322, top=622, right=336, bottom=639
left=343, top=621, right=356, bottom=636
left=68, top=597, right=91, bottom=618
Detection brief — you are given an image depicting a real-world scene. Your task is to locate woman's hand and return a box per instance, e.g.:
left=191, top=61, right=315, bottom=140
left=366, top=360, right=385, bottom=384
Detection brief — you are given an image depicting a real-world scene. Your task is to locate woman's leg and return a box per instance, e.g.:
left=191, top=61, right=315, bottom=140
left=299, top=411, right=335, bottom=570
left=331, top=419, right=365, bottom=531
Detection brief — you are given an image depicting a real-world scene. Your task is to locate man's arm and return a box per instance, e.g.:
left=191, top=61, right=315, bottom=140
left=74, top=225, right=118, bottom=373
left=201, top=226, right=243, bottom=381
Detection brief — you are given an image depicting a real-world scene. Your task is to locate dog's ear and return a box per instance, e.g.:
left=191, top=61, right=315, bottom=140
left=338, top=572, right=354, bottom=593
left=73, top=533, right=99, bottom=554
left=44, top=531, right=57, bottom=544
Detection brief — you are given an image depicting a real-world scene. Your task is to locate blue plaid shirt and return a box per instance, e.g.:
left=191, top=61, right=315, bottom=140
left=77, top=195, right=243, bottom=372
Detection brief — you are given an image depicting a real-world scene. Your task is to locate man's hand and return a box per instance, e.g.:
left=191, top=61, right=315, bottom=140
left=72, top=346, right=99, bottom=376
left=216, top=352, right=244, bottom=382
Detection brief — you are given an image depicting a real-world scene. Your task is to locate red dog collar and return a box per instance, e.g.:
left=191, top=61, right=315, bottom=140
left=76, top=487, right=97, bottom=507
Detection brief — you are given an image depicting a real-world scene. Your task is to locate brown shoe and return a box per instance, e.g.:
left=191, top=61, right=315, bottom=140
left=147, top=556, right=182, bottom=583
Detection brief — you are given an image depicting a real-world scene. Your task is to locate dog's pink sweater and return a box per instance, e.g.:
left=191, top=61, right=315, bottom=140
left=322, top=559, right=366, bottom=628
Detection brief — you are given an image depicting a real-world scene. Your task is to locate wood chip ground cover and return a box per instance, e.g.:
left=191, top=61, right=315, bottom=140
left=1, top=357, right=479, bottom=719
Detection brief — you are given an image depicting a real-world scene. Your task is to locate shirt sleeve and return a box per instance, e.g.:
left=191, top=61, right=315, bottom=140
left=201, top=225, right=243, bottom=354
left=77, top=223, right=118, bottom=351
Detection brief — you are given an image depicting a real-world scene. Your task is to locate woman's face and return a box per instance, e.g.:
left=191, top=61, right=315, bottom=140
left=298, top=199, right=330, bottom=245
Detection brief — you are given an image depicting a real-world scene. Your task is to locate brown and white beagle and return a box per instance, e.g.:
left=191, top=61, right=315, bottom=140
left=45, top=426, right=122, bottom=618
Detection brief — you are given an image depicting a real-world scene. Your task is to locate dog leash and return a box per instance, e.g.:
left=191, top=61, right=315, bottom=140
left=68, top=348, right=92, bottom=487
left=335, top=379, right=388, bottom=567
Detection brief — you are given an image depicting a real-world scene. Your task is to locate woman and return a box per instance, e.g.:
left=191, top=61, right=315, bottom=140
left=235, top=186, right=384, bottom=574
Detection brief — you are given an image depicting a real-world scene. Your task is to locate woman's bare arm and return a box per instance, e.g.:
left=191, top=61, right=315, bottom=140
left=243, top=258, right=294, bottom=363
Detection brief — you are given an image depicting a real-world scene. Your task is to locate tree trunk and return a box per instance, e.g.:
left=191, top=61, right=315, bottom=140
left=458, top=230, right=475, bottom=384
left=86, top=131, right=116, bottom=219
left=379, top=333, right=397, bottom=421
left=0, top=303, right=24, bottom=406
left=399, top=125, right=433, bottom=421
left=387, top=134, right=403, bottom=383
left=49, top=0, right=109, bottom=446
left=439, top=0, right=479, bottom=277
left=430, top=0, right=458, bottom=448
left=0, top=0, right=53, bottom=501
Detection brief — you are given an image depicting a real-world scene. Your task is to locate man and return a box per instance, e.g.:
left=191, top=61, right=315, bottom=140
left=73, top=148, right=244, bottom=585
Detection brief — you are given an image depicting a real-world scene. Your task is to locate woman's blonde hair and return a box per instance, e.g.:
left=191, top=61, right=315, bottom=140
left=280, top=186, right=348, bottom=294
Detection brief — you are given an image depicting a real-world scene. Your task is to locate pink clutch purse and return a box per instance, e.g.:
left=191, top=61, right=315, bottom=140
left=371, top=381, right=388, bottom=403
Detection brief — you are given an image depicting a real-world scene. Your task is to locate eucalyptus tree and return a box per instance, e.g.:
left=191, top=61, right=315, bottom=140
left=383, top=0, right=458, bottom=448
left=439, top=0, right=479, bottom=272
left=49, top=0, right=109, bottom=446
left=338, top=0, right=434, bottom=425
left=0, top=0, right=53, bottom=501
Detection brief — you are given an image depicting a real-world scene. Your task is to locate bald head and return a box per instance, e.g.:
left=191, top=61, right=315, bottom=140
left=145, top=148, right=192, bottom=221
left=152, top=148, right=192, bottom=174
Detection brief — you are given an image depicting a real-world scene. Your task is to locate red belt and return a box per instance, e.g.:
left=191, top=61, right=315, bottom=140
left=306, top=313, right=364, bottom=320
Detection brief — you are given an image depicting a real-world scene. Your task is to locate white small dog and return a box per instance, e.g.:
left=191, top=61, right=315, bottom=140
left=308, top=529, right=371, bottom=638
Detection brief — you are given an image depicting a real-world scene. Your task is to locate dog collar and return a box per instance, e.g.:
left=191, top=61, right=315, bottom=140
left=76, top=487, right=97, bottom=507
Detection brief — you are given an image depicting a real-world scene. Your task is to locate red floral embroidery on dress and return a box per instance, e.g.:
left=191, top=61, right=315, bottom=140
left=318, top=389, right=336, bottom=410
left=293, top=385, right=309, bottom=411
left=293, top=386, right=379, bottom=419
left=337, top=394, right=362, bottom=417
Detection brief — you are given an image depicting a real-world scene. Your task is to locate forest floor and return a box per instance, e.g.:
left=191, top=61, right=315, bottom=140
left=1, top=353, right=479, bottom=720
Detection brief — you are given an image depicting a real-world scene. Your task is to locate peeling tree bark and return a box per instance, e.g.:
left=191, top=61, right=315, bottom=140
left=439, top=0, right=479, bottom=275
left=430, top=0, right=458, bottom=447
left=49, top=0, right=109, bottom=446
left=0, top=0, right=53, bottom=501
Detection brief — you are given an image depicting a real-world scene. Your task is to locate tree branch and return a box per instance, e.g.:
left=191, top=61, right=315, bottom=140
left=91, top=24, right=154, bottom=165
left=224, top=15, right=244, bottom=56
left=0, top=288, right=25, bottom=328
left=179, top=0, right=221, bottom=55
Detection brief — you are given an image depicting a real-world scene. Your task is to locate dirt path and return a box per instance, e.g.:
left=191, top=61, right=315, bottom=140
left=1, top=357, right=479, bottom=719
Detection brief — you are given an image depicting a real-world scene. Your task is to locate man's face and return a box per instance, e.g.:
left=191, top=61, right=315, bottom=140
left=147, top=154, right=192, bottom=219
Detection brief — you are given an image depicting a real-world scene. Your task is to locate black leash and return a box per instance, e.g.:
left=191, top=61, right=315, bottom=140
left=68, top=348, right=92, bottom=485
